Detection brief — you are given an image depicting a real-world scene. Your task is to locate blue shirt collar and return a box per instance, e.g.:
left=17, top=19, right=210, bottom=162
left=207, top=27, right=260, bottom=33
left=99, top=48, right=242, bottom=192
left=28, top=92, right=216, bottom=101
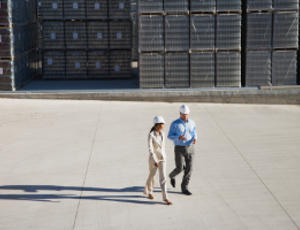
left=180, top=118, right=189, bottom=123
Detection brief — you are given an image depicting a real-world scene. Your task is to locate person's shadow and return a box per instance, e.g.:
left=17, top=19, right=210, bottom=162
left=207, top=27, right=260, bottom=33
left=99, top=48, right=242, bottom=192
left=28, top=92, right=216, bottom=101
left=0, top=185, right=180, bottom=205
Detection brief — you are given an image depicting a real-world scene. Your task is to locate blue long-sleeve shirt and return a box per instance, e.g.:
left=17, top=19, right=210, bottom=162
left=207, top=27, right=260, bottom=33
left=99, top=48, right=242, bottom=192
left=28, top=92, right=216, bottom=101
left=168, top=118, right=197, bottom=146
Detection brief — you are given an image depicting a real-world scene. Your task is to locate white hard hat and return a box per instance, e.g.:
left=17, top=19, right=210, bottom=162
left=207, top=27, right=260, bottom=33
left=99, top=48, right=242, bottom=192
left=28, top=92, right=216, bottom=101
left=153, top=116, right=166, bottom=124
left=179, top=104, right=190, bottom=114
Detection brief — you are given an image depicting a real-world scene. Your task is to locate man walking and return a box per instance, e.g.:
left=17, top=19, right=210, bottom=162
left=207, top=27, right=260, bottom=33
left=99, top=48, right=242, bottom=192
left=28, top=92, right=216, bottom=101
left=168, top=105, right=197, bottom=195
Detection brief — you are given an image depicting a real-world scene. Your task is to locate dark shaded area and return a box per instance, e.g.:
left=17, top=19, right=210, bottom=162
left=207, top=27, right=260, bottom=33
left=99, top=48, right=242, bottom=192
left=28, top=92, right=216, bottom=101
left=0, top=193, right=161, bottom=205
left=0, top=185, right=144, bottom=193
left=0, top=185, right=180, bottom=204
left=241, top=0, right=247, bottom=87
left=20, top=67, right=139, bottom=91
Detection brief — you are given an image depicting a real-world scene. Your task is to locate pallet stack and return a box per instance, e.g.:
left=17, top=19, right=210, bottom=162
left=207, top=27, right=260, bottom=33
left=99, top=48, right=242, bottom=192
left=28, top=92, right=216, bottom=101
left=138, top=0, right=242, bottom=88
left=215, top=1, right=242, bottom=88
left=38, top=0, right=132, bottom=79
left=191, top=0, right=241, bottom=88
left=131, top=0, right=138, bottom=61
left=138, top=0, right=188, bottom=88
left=246, top=0, right=299, bottom=86
left=0, top=0, right=39, bottom=90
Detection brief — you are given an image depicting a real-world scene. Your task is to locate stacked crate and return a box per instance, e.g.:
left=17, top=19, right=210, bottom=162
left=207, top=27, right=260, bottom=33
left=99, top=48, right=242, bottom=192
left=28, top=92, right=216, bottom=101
left=131, top=0, right=138, bottom=61
left=38, top=0, right=132, bottom=79
left=138, top=0, right=164, bottom=88
left=215, top=0, right=242, bottom=87
left=109, top=1, right=132, bottom=78
left=138, top=0, right=242, bottom=88
left=246, top=0, right=299, bottom=86
left=0, top=0, right=39, bottom=90
left=190, top=0, right=242, bottom=88
left=164, top=11, right=189, bottom=88
left=273, top=1, right=298, bottom=86
left=190, top=1, right=216, bottom=88
left=138, top=0, right=190, bottom=88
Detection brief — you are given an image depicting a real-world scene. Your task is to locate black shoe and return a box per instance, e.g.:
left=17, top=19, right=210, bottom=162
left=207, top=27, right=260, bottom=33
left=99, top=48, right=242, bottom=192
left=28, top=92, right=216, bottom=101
left=170, top=178, right=176, bottom=188
left=182, top=189, right=192, bottom=196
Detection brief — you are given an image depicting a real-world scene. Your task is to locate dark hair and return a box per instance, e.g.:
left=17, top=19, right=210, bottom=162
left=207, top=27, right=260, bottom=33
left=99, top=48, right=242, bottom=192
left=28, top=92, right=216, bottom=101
left=150, top=123, right=162, bottom=133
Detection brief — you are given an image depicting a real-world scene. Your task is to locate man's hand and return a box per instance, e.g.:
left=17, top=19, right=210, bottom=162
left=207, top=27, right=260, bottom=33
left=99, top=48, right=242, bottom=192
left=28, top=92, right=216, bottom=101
left=179, top=135, right=187, bottom=141
left=154, top=162, right=159, bottom=168
left=193, top=138, right=196, bottom=144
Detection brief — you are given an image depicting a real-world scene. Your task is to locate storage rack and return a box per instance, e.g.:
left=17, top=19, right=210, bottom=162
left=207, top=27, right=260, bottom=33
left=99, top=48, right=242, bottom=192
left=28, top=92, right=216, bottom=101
left=38, top=0, right=133, bottom=80
left=245, top=0, right=299, bottom=87
left=139, top=0, right=300, bottom=89
left=138, top=0, right=242, bottom=88
left=0, top=0, right=39, bottom=90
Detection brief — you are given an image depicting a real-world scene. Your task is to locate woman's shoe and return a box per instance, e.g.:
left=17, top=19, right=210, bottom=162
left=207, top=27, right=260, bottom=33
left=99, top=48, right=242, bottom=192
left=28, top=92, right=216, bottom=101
left=148, top=194, right=154, bottom=200
left=164, top=199, right=172, bottom=205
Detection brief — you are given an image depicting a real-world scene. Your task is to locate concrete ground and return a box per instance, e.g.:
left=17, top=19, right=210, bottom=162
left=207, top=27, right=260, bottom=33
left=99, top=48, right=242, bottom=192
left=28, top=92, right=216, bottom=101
left=0, top=99, right=299, bottom=230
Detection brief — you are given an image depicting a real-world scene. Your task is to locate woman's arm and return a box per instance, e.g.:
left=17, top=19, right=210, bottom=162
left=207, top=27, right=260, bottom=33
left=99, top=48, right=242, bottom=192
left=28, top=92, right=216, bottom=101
left=148, top=133, right=158, bottom=164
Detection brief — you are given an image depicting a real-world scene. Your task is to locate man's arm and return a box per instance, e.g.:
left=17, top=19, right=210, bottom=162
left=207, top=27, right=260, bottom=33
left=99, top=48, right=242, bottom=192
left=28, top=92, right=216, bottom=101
left=192, top=122, right=197, bottom=144
left=168, top=122, right=179, bottom=141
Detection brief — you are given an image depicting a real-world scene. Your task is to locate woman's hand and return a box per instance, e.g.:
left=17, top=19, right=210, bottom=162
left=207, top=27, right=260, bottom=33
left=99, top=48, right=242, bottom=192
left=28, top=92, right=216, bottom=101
left=154, top=162, right=159, bottom=167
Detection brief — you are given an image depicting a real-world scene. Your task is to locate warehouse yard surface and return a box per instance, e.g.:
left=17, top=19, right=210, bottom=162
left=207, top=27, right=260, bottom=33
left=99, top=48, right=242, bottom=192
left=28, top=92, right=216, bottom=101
left=0, top=99, right=300, bottom=230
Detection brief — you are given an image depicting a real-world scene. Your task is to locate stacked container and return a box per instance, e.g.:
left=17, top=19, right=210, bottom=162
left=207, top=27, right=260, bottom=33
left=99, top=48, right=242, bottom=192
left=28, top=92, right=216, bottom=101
left=138, top=0, right=164, bottom=88
left=138, top=0, right=242, bottom=88
left=246, top=0, right=299, bottom=86
left=138, top=0, right=193, bottom=88
left=215, top=2, right=242, bottom=88
left=38, top=0, right=132, bottom=79
left=138, top=1, right=190, bottom=88
left=190, top=0, right=241, bottom=88
left=131, top=0, right=138, bottom=61
left=0, top=0, right=39, bottom=90
left=190, top=1, right=216, bottom=88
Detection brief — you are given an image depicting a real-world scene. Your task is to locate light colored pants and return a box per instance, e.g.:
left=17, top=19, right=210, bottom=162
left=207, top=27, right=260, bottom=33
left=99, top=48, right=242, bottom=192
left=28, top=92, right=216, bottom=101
left=144, top=157, right=168, bottom=200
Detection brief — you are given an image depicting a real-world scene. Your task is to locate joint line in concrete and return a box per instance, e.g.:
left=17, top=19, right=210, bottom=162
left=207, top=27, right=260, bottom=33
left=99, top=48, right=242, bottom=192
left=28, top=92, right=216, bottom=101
left=72, top=105, right=103, bottom=230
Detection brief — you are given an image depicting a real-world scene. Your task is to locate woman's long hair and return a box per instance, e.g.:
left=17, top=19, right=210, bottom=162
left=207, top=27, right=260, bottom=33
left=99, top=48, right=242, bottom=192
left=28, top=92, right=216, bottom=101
left=150, top=124, right=160, bottom=133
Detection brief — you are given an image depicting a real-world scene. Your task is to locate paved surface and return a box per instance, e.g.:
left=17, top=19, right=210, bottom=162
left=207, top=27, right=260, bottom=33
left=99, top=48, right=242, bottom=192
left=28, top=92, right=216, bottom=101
left=0, top=99, right=299, bottom=230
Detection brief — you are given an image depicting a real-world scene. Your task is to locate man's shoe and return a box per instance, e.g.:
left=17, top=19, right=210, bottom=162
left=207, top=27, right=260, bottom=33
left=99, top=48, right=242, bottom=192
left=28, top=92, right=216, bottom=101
left=170, top=178, right=176, bottom=188
left=182, top=190, right=192, bottom=196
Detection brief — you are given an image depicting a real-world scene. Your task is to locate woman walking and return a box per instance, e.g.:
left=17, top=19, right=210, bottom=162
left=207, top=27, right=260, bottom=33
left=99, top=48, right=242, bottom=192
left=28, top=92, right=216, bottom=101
left=144, top=116, right=172, bottom=205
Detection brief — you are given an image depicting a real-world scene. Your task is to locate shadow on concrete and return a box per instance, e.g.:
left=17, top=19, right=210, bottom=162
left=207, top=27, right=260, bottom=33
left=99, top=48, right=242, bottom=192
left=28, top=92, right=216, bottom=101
left=0, top=185, right=145, bottom=193
left=0, top=185, right=175, bottom=205
left=0, top=194, right=162, bottom=205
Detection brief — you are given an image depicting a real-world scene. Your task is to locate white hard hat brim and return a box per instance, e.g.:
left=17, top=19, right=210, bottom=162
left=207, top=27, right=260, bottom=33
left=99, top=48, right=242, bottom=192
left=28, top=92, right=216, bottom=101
left=153, top=116, right=166, bottom=124
left=179, top=105, right=190, bottom=114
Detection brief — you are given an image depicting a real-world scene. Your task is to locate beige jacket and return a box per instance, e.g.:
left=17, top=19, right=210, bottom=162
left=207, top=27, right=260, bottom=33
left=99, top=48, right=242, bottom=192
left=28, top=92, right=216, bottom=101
left=148, top=130, right=166, bottom=164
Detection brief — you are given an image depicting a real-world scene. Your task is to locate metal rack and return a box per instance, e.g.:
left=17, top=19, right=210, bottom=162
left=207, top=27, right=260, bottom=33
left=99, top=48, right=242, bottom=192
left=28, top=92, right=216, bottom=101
left=138, top=0, right=242, bottom=88
left=0, top=0, right=39, bottom=91
left=245, top=0, right=299, bottom=87
left=39, top=0, right=133, bottom=79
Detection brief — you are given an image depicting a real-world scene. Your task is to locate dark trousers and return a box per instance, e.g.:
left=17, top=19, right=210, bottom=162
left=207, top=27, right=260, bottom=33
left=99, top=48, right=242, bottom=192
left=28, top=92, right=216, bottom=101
left=169, top=145, right=194, bottom=191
